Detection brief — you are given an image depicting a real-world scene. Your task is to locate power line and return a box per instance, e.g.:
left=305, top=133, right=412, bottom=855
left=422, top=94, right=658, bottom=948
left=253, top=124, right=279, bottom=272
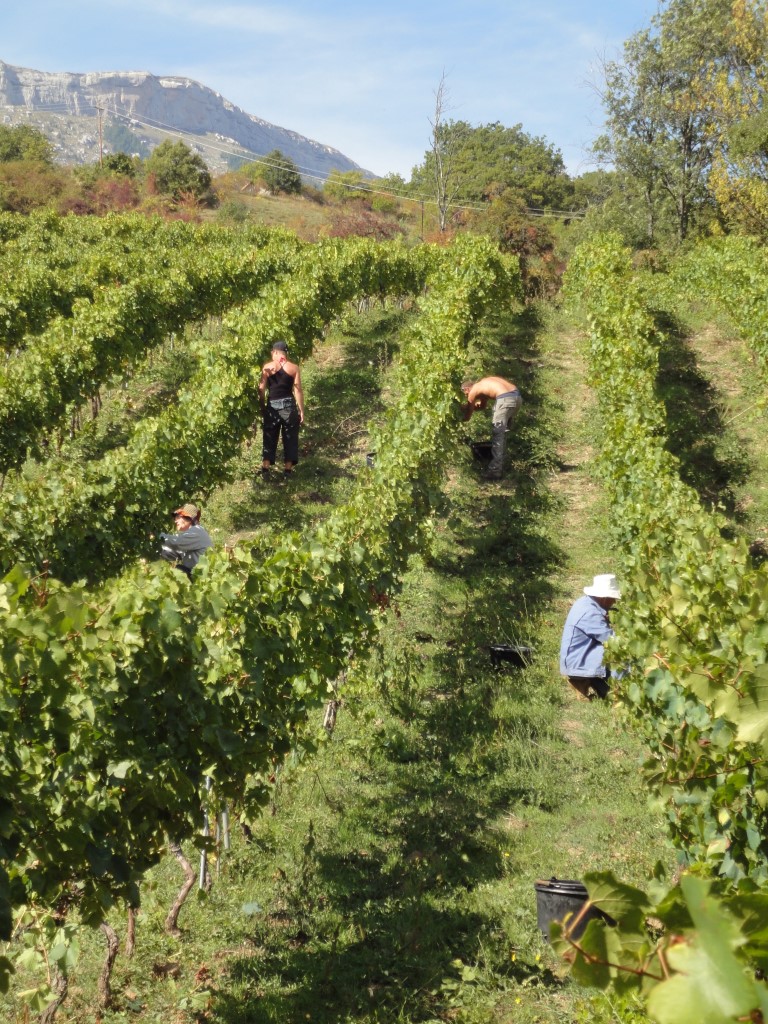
left=100, top=101, right=442, bottom=200
left=101, top=104, right=586, bottom=219
left=1, top=101, right=587, bottom=219
left=93, top=102, right=486, bottom=211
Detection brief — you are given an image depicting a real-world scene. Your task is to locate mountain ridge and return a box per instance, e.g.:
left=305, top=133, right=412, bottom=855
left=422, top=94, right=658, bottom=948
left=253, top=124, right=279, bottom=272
left=0, top=60, right=369, bottom=178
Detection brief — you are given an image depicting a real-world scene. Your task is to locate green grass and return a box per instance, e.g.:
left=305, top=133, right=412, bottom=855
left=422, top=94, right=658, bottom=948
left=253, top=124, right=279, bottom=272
left=666, top=304, right=768, bottom=556
left=3, top=301, right=673, bottom=1024
left=213, top=190, right=332, bottom=236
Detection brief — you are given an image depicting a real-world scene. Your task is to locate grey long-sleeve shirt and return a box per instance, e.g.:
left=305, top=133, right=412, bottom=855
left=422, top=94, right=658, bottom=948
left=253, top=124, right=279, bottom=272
left=159, top=523, right=213, bottom=573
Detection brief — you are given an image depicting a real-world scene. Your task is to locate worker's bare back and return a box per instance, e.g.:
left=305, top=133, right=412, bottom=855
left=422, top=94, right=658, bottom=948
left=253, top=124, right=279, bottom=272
left=466, top=376, right=517, bottom=402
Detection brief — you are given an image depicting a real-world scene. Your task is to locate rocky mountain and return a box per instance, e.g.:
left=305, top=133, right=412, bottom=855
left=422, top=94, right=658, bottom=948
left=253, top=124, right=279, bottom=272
left=0, top=61, right=368, bottom=178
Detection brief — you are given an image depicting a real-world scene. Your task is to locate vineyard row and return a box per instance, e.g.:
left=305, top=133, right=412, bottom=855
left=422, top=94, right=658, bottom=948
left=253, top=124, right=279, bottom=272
left=0, top=236, right=521, bottom=1000
left=565, top=233, right=768, bottom=883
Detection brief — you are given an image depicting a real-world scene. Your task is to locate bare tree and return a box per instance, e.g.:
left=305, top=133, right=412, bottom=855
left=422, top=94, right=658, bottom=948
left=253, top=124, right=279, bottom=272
left=429, top=73, right=469, bottom=232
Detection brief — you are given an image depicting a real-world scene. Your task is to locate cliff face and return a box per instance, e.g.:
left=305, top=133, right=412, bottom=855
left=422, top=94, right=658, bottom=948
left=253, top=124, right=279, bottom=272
left=0, top=61, right=366, bottom=177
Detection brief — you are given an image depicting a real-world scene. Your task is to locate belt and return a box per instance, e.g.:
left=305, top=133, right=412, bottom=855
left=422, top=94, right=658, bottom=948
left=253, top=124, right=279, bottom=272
left=495, top=389, right=519, bottom=399
left=269, top=397, right=294, bottom=409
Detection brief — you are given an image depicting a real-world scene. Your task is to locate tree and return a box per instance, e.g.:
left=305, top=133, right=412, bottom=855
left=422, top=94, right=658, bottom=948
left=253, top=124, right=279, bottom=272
left=596, top=23, right=715, bottom=244
left=143, top=140, right=212, bottom=202
left=0, top=124, right=53, bottom=165
left=571, top=170, right=617, bottom=209
left=409, top=93, right=573, bottom=227
left=0, top=163, right=66, bottom=213
left=368, top=172, right=407, bottom=215
left=260, top=149, right=302, bottom=194
left=592, top=0, right=768, bottom=243
left=103, top=152, right=137, bottom=178
left=374, top=172, right=408, bottom=193
left=683, top=0, right=768, bottom=235
left=323, top=169, right=368, bottom=204
left=444, top=122, right=573, bottom=208
left=427, top=74, right=469, bottom=232
left=471, top=189, right=560, bottom=297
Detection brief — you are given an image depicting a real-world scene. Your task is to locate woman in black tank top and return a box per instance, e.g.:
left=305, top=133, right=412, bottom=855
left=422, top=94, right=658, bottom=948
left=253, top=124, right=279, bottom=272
left=258, top=341, right=305, bottom=479
left=266, top=365, right=295, bottom=401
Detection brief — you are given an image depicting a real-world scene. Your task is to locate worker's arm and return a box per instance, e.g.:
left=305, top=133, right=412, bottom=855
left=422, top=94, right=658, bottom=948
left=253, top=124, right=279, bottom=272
left=258, top=364, right=270, bottom=410
left=293, top=366, right=305, bottom=424
left=463, top=390, right=489, bottom=420
left=467, top=382, right=489, bottom=406
left=160, top=529, right=202, bottom=556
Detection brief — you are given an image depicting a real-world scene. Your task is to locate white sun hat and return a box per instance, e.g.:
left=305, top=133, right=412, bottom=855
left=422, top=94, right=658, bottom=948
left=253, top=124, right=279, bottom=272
left=583, top=574, right=621, bottom=599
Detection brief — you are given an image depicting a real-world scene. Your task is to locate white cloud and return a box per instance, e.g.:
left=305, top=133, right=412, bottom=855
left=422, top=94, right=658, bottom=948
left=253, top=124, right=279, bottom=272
left=182, top=3, right=323, bottom=38
left=93, top=0, right=315, bottom=34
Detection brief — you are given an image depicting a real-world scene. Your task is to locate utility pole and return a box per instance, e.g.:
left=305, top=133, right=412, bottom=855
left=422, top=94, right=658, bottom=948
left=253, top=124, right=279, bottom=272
left=96, top=105, right=103, bottom=167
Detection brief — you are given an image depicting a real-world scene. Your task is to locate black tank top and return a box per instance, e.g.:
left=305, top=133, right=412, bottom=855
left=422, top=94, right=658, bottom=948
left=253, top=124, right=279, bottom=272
left=267, top=365, right=295, bottom=401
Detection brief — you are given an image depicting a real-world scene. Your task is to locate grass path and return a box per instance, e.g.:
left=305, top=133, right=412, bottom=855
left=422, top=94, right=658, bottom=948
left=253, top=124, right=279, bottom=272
left=674, top=315, right=768, bottom=551
left=491, top=307, right=673, bottom=1022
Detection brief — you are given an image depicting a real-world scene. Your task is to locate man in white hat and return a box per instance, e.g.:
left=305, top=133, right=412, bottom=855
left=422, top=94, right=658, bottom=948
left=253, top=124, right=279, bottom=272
left=559, top=574, right=621, bottom=699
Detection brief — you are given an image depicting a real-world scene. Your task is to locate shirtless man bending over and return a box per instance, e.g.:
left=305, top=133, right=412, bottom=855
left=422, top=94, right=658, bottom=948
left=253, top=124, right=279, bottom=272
left=461, top=376, right=522, bottom=480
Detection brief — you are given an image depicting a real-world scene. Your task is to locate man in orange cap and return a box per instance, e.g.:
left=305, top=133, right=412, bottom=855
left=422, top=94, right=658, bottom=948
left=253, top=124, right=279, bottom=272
left=159, top=502, right=213, bottom=576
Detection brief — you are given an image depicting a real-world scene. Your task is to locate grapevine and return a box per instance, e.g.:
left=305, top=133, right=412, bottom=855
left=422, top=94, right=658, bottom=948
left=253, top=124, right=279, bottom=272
left=565, top=233, right=768, bottom=883
left=0, top=226, right=301, bottom=471
left=0, top=236, right=433, bottom=583
left=0, top=236, right=520, bottom=1004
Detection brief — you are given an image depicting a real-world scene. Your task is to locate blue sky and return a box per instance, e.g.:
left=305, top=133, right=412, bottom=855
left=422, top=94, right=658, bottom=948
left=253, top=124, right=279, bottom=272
left=2, top=0, right=658, bottom=177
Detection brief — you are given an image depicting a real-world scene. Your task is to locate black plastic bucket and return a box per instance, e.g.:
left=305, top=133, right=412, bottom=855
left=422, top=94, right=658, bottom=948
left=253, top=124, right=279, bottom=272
left=534, top=878, right=611, bottom=942
left=366, top=452, right=376, bottom=468
left=471, top=441, right=492, bottom=462
left=490, top=644, right=533, bottom=669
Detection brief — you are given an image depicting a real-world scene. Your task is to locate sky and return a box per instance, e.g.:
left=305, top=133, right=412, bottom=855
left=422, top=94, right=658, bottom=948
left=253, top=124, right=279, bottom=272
left=1, top=0, right=659, bottom=179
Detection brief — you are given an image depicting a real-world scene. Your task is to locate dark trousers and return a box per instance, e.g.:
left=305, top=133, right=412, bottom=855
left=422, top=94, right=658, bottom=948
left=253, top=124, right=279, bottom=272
left=263, top=400, right=300, bottom=465
left=567, top=676, right=610, bottom=700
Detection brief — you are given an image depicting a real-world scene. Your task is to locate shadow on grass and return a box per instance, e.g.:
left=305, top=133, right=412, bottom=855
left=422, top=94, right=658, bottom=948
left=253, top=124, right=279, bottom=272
left=214, top=663, right=564, bottom=1023
left=210, top=304, right=570, bottom=1023
left=654, top=310, right=750, bottom=514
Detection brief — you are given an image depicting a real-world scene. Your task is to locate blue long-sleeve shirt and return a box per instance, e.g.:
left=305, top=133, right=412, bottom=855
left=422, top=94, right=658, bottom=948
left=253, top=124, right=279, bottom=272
left=559, top=595, right=614, bottom=678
